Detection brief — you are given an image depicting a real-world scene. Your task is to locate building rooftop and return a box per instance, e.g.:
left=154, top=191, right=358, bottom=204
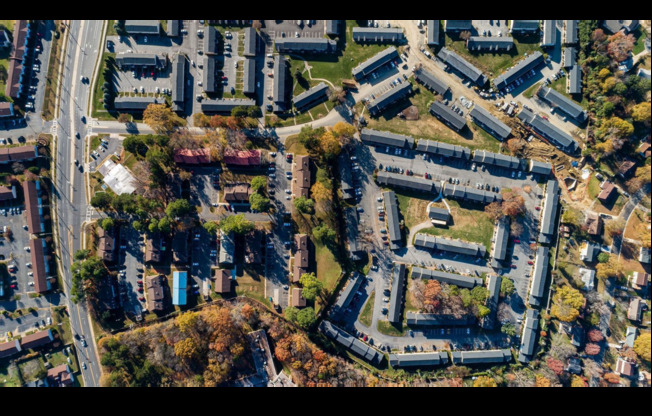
left=367, top=82, right=412, bottom=116
left=376, top=171, right=439, bottom=194
left=467, top=36, right=514, bottom=51
left=388, top=264, right=407, bottom=324
left=172, top=271, right=188, bottom=306
left=383, top=191, right=402, bottom=249
left=411, top=266, right=483, bottom=288
left=352, top=47, right=399, bottom=80
left=124, top=20, right=160, bottom=35
left=564, top=20, right=578, bottom=44
left=292, top=82, right=330, bottom=110
left=416, top=139, right=471, bottom=159
left=529, top=246, right=550, bottom=307
left=437, top=47, right=487, bottom=85
left=541, top=20, right=557, bottom=47
left=529, top=160, right=553, bottom=176
left=352, top=27, right=404, bottom=43
left=360, top=128, right=414, bottom=149
left=429, top=101, right=466, bottom=131
left=493, top=52, right=544, bottom=91
left=243, top=27, right=257, bottom=57
left=510, top=20, right=539, bottom=32
left=518, top=309, right=539, bottom=363
left=389, top=352, right=449, bottom=367
left=113, top=96, right=159, bottom=111
left=469, top=105, right=512, bottom=140
left=414, top=68, right=449, bottom=96
left=406, top=312, right=476, bottom=326
left=537, top=86, right=586, bottom=121
left=275, top=38, right=336, bottom=53
left=427, top=20, right=440, bottom=46
left=214, top=269, right=232, bottom=294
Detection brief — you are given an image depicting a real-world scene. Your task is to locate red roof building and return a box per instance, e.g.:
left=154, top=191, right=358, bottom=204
left=47, top=364, right=74, bottom=387
left=173, top=148, right=211, bottom=164
left=0, top=185, right=17, bottom=201
left=291, top=288, right=307, bottom=308
left=214, top=269, right=232, bottom=293
left=0, top=145, right=38, bottom=164
left=20, top=329, right=54, bottom=350
left=615, top=357, right=635, bottom=377
left=0, top=102, right=14, bottom=118
left=0, top=339, right=22, bottom=359
left=639, top=141, right=651, bottom=158
left=30, top=238, right=50, bottom=294
left=223, top=149, right=261, bottom=166
left=597, top=182, right=617, bottom=203
left=617, top=160, right=637, bottom=179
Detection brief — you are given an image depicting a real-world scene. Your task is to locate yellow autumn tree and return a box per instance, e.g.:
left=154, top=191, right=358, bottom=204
left=175, top=311, right=199, bottom=333
left=319, top=130, right=342, bottom=159
left=174, top=337, right=198, bottom=359
left=596, top=256, right=624, bottom=280
left=631, top=102, right=651, bottom=123
left=570, top=375, right=587, bottom=387
left=143, top=103, right=185, bottom=133
left=332, top=121, right=356, bottom=138
left=311, top=181, right=331, bottom=202
left=633, top=332, right=651, bottom=362
left=535, top=375, right=551, bottom=387
left=473, top=376, right=497, bottom=387
left=551, top=285, right=585, bottom=323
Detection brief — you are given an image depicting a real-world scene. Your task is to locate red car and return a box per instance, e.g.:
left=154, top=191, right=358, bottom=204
left=363, top=335, right=368, bottom=341
left=138, top=297, right=146, bottom=302
left=511, top=265, right=517, bottom=269
left=535, top=206, right=541, bottom=211
left=150, top=71, right=154, bottom=76
left=542, top=115, right=549, bottom=121
left=137, top=280, right=143, bottom=285
left=221, top=76, right=227, bottom=80
left=10, top=284, right=16, bottom=289
left=514, top=239, right=520, bottom=244
left=137, top=288, right=144, bottom=293
left=528, top=261, right=534, bottom=265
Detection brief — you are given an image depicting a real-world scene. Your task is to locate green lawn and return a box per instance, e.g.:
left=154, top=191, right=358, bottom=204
left=394, top=190, right=431, bottom=230
left=315, top=241, right=342, bottom=296
left=587, top=175, right=601, bottom=200
left=359, top=291, right=374, bottom=327
left=366, top=80, right=501, bottom=153
left=284, top=135, right=308, bottom=156
left=0, top=21, right=14, bottom=102
left=377, top=320, right=407, bottom=337
left=91, top=51, right=118, bottom=120
left=632, top=27, right=648, bottom=55
left=523, top=82, right=541, bottom=99
left=417, top=199, right=494, bottom=249
left=444, top=32, right=543, bottom=77
left=302, top=20, right=392, bottom=87
left=0, top=360, right=22, bottom=387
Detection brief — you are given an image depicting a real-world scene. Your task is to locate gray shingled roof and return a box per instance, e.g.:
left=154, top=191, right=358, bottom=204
left=406, top=312, right=476, bottom=326
left=427, top=20, right=440, bottom=46
left=115, top=53, right=161, bottom=68
left=414, top=234, right=486, bottom=257
left=537, top=86, right=586, bottom=121
left=563, top=47, right=576, bottom=68
left=492, top=216, right=510, bottom=262
left=451, top=349, right=512, bottom=364
left=428, top=206, right=450, bottom=222
left=361, top=128, right=414, bottom=148
left=565, top=20, right=578, bottom=44
left=200, top=98, right=256, bottom=113
left=518, top=309, right=539, bottom=362
left=538, top=180, right=559, bottom=244
left=473, top=149, right=526, bottom=170
left=389, top=264, right=407, bottom=323
left=203, top=55, right=216, bottom=93
left=352, top=27, right=404, bottom=43
left=437, top=47, right=487, bottom=85
left=411, top=266, right=483, bottom=288
left=445, top=20, right=473, bottom=32
left=275, top=38, right=336, bottom=53
left=541, top=20, right=557, bottom=47
left=171, top=54, right=186, bottom=109
left=124, top=20, right=160, bottom=35
left=416, top=139, right=471, bottom=159
left=389, top=352, right=449, bottom=367
left=205, top=26, right=218, bottom=55
left=352, top=47, right=399, bottom=80
left=529, top=160, right=552, bottom=176
left=219, top=231, right=235, bottom=266
left=384, top=191, right=402, bottom=248
left=325, top=20, right=341, bottom=36
left=517, top=108, right=579, bottom=153
left=167, top=20, right=179, bottom=37
left=442, top=183, right=503, bottom=204
left=529, top=246, right=549, bottom=307
left=510, top=20, right=540, bottom=32
left=414, top=68, right=449, bottom=95
left=367, top=82, right=412, bottom=115
left=568, top=65, right=582, bottom=95
left=482, top=274, right=502, bottom=330
left=429, top=101, right=466, bottom=131
left=273, top=55, right=290, bottom=112
left=582, top=241, right=600, bottom=263
left=320, top=321, right=382, bottom=365
left=377, top=171, right=439, bottom=194
left=293, top=82, right=329, bottom=110
left=467, top=36, right=514, bottom=51
left=243, top=27, right=257, bottom=57
left=113, top=96, right=158, bottom=111
left=333, top=272, right=364, bottom=319
left=493, top=51, right=544, bottom=90
left=469, top=106, right=511, bottom=140
left=242, top=58, right=256, bottom=95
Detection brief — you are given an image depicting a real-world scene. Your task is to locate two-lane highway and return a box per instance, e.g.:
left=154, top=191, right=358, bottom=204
left=52, top=19, right=105, bottom=387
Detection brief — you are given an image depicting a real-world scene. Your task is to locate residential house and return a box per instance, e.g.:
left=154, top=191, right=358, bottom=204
left=20, top=329, right=54, bottom=350
left=115, top=53, right=165, bottom=70
left=291, top=288, right=307, bottom=308
left=292, top=155, right=311, bottom=199
left=46, top=364, right=74, bottom=387
left=637, top=141, right=650, bottom=158
left=579, top=268, right=596, bottom=292
left=272, top=55, right=291, bottom=112
left=414, top=68, right=449, bottom=96
left=96, top=226, right=116, bottom=262
left=416, top=139, right=471, bottom=160
left=0, top=340, right=21, bottom=359
left=214, top=269, right=232, bottom=294
left=383, top=191, right=402, bottom=250
left=411, top=267, right=483, bottom=289
left=444, top=20, right=473, bottom=33
left=518, top=309, right=540, bottom=363
left=510, top=20, right=539, bottom=34
left=451, top=349, right=512, bottom=365
left=23, top=180, right=45, bottom=235
left=541, top=20, right=557, bottom=47
left=406, top=312, right=476, bottom=326
left=481, top=274, right=502, bottom=330
left=428, top=206, right=450, bottom=226
left=124, top=20, right=160, bottom=35
left=173, top=148, right=211, bottom=164
left=563, top=20, right=578, bottom=44
left=222, top=149, right=261, bottom=167
left=243, top=27, right=258, bottom=57
left=490, top=216, right=510, bottom=268
left=631, top=272, right=649, bottom=290
left=429, top=101, right=466, bottom=132
left=529, top=246, right=550, bottom=307
left=388, top=264, right=407, bottom=324
left=5, top=20, right=31, bottom=99
left=360, top=128, right=414, bottom=149
left=627, top=298, right=642, bottom=321
left=615, top=357, right=636, bottom=378
left=467, top=36, right=514, bottom=52
left=171, top=53, right=186, bottom=112
left=0, top=102, right=15, bottom=118
left=566, top=357, right=583, bottom=375
left=529, top=160, right=553, bottom=177
left=625, top=326, right=637, bottom=348
left=292, top=82, right=330, bottom=112
left=166, top=20, right=179, bottom=37
left=319, top=321, right=382, bottom=365
left=332, top=272, right=364, bottom=320
left=145, top=274, right=165, bottom=312
left=538, top=180, right=560, bottom=245
left=274, top=38, right=337, bottom=54
left=473, top=150, right=526, bottom=171
left=376, top=171, right=439, bottom=195
left=568, top=65, right=582, bottom=95
left=597, top=181, right=617, bottom=203
left=219, top=231, right=235, bottom=267
left=437, top=47, right=487, bottom=86
left=579, top=241, right=600, bottom=263
left=493, top=52, right=544, bottom=91
left=352, top=47, right=399, bottom=81
left=389, top=352, right=449, bottom=367
left=537, top=86, right=587, bottom=122
left=200, top=98, right=256, bottom=114
left=602, top=20, right=639, bottom=34
left=224, top=183, right=253, bottom=203
left=145, top=235, right=163, bottom=263
left=414, top=233, right=487, bottom=257
left=469, top=105, right=512, bottom=141
left=244, top=230, right=263, bottom=264
left=585, top=212, right=603, bottom=236
left=427, top=20, right=440, bottom=46
left=367, top=82, right=412, bottom=116
left=113, top=96, right=160, bottom=112
left=563, top=47, right=576, bottom=68
left=172, top=271, right=187, bottom=306
left=204, top=26, right=218, bottom=55
left=352, top=27, right=405, bottom=43
left=639, top=247, right=651, bottom=264
left=171, top=230, right=189, bottom=264
left=617, top=160, right=637, bottom=179
left=243, top=58, right=256, bottom=96
left=292, top=234, right=309, bottom=283
left=30, top=238, right=51, bottom=294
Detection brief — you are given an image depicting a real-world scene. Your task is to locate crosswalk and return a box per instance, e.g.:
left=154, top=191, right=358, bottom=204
left=85, top=206, right=97, bottom=222
left=50, top=119, right=58, bottom=135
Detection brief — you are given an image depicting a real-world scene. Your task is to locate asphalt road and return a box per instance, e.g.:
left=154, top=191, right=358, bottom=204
left=52, top=19, right=105, bottom=387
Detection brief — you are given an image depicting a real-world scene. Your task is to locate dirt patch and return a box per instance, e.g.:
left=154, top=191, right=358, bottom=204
left=401, top=105, right=419, bottom=121
left=406, top=198, right=430, bottom=228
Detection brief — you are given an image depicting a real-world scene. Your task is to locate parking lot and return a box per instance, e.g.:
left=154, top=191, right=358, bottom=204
left=115, top=225, right=146, bottom=313
left=88, top=134, right=122, bottom=173
left=190, top=225, right=218, bottom=299
left=472, top=20, right=508, bottom=37
left=1, top=204, right=34, bottom=298
left=263, top=20, right=325, bottom=40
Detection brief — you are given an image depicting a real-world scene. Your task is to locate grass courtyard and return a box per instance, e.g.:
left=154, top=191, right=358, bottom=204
left=417, top=199, right=494, bottom=249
